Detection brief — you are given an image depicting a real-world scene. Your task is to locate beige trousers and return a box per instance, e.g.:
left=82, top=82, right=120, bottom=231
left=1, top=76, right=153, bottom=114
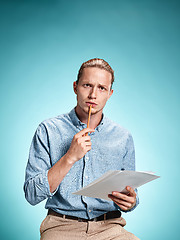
left=40, top=215, right=140, bottom=240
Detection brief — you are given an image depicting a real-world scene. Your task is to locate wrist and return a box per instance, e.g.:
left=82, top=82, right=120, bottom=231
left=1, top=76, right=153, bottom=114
left=64, top=152, right=77, bottom=165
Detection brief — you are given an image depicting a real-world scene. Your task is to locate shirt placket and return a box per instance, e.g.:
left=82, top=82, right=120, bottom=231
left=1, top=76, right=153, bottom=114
left=81, top=131, right=95, bottom=219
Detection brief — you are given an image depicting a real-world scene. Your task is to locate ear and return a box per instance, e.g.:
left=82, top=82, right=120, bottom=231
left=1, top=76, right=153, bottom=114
left=108, top=89, right=113, bottom=99
left=73, top=81, right=77, bottom=95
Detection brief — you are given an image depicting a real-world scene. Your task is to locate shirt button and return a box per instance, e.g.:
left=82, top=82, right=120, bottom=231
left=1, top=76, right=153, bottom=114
left=85, top=175, right=88, bottom=179
left=86, top=157, right=89, bottom=160
left=89, top=210, right=91, bottom=213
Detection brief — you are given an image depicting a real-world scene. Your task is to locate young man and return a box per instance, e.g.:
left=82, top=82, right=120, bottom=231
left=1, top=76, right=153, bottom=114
left=24, top=58, right=140, bottom=239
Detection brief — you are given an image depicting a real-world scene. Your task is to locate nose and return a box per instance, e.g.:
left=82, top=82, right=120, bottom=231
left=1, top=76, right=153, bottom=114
left=88, top=87, right=97, bottom=99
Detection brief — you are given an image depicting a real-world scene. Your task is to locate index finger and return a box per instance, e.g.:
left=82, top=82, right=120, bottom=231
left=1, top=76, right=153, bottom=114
left=77, top=128, right=95, bottom=137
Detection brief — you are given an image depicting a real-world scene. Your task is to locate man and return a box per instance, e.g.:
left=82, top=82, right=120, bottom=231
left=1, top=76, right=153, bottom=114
left=24, top=58, right=140, bottom=240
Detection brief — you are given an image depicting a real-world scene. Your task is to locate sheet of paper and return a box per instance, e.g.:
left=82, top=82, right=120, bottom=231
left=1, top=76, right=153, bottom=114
left=72, top=170, right=160, bottom=201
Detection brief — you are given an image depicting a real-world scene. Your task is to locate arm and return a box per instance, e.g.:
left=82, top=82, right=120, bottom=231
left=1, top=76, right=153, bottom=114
left=108, top=133, right=139, bottom=212
left=48, top=128, right=94, bottom=193
left=24, top=123, right=94, bottom=205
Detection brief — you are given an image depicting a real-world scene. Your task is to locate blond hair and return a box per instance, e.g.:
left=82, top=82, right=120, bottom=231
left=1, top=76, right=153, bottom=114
left=77, top=58, right=114, bottom=87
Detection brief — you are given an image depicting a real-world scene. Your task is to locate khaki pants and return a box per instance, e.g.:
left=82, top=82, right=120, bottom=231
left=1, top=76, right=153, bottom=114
left=40, top=215, right=140, bottom=240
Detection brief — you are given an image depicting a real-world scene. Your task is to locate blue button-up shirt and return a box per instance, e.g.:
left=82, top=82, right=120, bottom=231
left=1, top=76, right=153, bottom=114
left=24, top=108, right=139, bottom=219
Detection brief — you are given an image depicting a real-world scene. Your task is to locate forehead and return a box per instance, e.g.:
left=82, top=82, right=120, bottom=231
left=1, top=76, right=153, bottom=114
left=79, top=67, right=112, bottom=86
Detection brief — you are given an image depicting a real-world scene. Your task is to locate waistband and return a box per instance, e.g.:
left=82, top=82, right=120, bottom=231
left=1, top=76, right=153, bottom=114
left=48, top=209, right=121, bottom=222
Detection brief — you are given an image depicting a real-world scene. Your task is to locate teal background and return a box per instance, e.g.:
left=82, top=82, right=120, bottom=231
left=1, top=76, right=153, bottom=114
left=0, top=0, right=179, bottom=239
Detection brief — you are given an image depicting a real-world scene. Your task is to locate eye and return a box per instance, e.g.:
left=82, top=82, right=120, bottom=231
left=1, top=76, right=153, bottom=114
left=83, top=84, right=91, bottom=88
left=99, top=86, right=106, bottom=91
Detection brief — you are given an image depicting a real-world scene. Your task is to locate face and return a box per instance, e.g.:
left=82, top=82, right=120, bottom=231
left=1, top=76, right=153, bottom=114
left=73, top=67, right=113, bottom=116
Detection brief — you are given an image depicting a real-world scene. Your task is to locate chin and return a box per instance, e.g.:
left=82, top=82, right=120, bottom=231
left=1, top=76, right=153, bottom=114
left=90, top=108, right=99, bottom=115
left=81, top=106, right=89, bottom=114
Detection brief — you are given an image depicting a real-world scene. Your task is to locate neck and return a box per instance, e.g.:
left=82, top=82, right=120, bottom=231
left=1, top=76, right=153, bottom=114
left=75, top=106, right=103, bottom=129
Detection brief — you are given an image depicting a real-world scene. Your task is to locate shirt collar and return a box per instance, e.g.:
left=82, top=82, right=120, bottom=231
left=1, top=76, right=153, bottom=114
left=68, top=108, right=105, bottom=132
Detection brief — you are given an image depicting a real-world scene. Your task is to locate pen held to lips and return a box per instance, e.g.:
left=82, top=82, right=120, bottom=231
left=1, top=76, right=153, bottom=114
left=85, top=105, right=92, bottom=136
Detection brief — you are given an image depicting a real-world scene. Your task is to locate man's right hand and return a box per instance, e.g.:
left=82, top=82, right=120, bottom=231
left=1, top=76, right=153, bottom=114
left=66, top=128, right=95, bottom=165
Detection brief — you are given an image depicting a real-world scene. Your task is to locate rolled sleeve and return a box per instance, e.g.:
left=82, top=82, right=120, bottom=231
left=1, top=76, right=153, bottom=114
left=24, top=123, right=57, bottom=205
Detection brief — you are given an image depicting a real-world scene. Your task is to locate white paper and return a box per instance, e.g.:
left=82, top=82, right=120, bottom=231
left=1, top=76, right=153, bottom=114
left=72, top=170, right=160, bottom=201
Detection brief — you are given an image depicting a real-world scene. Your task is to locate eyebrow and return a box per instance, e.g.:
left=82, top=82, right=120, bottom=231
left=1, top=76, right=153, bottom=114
left=82, top=80, right=109, bottom=89
left=98, top=84, right=108, bottom=89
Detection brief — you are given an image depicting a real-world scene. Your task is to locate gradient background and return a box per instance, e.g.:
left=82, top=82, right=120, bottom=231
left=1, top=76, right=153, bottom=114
left=0, top=0, right=180, bottom=239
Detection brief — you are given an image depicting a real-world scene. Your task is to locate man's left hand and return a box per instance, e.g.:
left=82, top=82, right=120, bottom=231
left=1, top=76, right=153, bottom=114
left=108, top=186, right=136, bottom=211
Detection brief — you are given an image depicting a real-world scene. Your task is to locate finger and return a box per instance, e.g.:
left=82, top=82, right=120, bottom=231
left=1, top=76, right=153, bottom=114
left=126, top=186, right=136, bottom=197
left=78, top=128, right=95, bottom=136
left=115, top=200, right=132, bottom=209
left=108, top=195, right=132, bottom=208
left=114, top=202, right=130, bottom=211
left=77, top=135, right=91, bottom=143
left=85, top=141, right=92, bottom=147
left=111, top=192, right=129, bottom=202
left=86, top=146, right=92, bottom=152
left=117, top=205, right=129, bottom=211
left=108, top=196, right=131, bottom=211
left=111, top=192, right=135, bottom=204
left=80, top=141, right=92, bottom=149
left=109, top=195, right=134, bottom=211
left=84, top=136, right=91, bottom=142
left=109, top=194, right=135, bottom=206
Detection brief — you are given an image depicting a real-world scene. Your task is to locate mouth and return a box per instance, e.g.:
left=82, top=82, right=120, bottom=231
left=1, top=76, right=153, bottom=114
left=86, top=102, right=97, bottom=107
